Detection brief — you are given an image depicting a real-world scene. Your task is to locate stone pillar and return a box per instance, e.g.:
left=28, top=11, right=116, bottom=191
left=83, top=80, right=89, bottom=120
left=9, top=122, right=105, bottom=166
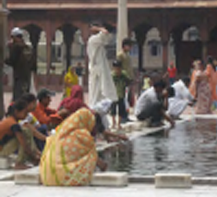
left=29, top=29, right=40, bottom=73
left=80, top=25, right=89, bottom=91
left=116, top=0, right=128, bottom=54
left=46, top=32, right=52, bottom=75
left=202, top=41, right=208, bottom=62
left=62, top=25, right=75, bottom=71
left=162, top=41, right=169, bottom=71
left=0, top=8, right=8, bottom=119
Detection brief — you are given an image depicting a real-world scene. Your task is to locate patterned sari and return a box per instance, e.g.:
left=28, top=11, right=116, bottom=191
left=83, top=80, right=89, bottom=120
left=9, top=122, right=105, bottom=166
left=195, top=71, right=212, bottom=114
left=40, top=108, right=98, bottom=186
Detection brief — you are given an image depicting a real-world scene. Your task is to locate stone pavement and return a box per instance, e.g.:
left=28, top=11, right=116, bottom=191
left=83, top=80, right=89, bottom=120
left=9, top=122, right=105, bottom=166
left=1, top=181, right=217, bottom=197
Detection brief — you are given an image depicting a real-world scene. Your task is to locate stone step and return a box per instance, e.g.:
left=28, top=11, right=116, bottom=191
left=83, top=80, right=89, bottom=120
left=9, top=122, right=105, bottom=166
left=155, top=173, right=192, bottom=188
left=0, top=157, right=10, bottom=169
left=90, top=172, right=128, bottom=187
left=14, top=167, right=40, bottom=185
left=14, top=167, right=129, bottom=187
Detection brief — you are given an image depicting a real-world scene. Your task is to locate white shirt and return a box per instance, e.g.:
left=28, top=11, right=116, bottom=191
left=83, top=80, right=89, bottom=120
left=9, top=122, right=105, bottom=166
left=172, top=80, right=193, bottom=101
left=135, top=87, right=158, bottom=116
left=19, top=113, right=40, bottom=127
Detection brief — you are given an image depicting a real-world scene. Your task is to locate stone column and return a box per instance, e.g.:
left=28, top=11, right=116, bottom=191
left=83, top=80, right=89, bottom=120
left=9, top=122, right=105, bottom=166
left=80, top=25, right=89, bottom=90
left=46, top=34, right=52, bottom=75
left=162, top=41, right=169, bottom=71
left=0, top=8, right=8, bottom=119
left=116, top=0, right=128, bottom=54
left=29, top=29, right=40, bottom=73
left=202, top=41, right=208, bottom=62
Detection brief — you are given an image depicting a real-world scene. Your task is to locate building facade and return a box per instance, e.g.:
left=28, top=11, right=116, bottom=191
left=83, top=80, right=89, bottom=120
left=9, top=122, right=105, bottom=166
left=5, top=0, right=217, bottom=88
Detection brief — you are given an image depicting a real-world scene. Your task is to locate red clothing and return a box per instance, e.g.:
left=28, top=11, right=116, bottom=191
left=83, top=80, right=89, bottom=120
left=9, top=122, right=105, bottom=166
left=168, top=67, right=177, bottom=78
left=32, top=103, right=57, bottom=125
left=58, top=85, right=88, bottom=113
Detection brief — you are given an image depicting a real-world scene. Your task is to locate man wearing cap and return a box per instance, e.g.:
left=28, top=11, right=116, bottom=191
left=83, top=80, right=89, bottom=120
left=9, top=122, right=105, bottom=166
left=32, top=89, right=58, bottom=125
left=5, top=27, right=34, bottom=101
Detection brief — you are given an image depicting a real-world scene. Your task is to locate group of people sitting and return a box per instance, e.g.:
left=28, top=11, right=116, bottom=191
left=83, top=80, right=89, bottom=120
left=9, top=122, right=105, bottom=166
left=0, top=85, right=129, bottom=186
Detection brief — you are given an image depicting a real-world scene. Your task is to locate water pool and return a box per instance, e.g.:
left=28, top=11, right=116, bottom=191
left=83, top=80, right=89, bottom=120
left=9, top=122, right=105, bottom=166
left=101, top=119, right=217, bottom=177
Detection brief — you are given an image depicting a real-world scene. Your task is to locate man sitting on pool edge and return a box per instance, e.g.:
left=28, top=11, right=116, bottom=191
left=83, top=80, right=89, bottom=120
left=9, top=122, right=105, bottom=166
left=135, top=80, right=175, bottom=128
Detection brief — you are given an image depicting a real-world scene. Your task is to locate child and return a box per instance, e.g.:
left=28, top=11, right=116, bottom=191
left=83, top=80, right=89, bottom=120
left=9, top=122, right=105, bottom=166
left=111, top=60, right=130, bottom=129
left=142, top=73, right=152, bottom=93
left=20, top=93, right=48, bottom=151
left=0, top=99, right=40, bottom=169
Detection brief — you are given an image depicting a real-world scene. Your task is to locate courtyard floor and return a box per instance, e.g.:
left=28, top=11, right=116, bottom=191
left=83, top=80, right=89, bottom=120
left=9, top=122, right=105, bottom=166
left=1, top=181, right=217, bottom=197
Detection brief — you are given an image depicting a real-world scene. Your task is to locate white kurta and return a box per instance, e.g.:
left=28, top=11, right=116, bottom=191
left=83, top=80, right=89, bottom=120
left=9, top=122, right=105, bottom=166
left=87, top=32, right=118, bottom=106
left=168, top=80, right=194, bottom=117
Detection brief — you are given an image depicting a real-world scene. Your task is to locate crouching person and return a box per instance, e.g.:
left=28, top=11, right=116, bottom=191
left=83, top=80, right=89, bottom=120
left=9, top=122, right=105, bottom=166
left=0, top=100, right=40, bottom=169
left=135, top=80, right=175, bottom=128
left=20, top=93, right=48, bottom=151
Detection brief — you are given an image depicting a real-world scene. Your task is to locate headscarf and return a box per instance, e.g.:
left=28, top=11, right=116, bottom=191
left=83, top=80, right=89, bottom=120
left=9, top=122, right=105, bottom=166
left=64, top=66, right=79, bottom=97
left=58, top=85, right=88, bottom=113
left=90, top=98, right=112, bottom=130
left=58, top=108, right=96, bottom=137
left=91, top=98, right=112, bottom=116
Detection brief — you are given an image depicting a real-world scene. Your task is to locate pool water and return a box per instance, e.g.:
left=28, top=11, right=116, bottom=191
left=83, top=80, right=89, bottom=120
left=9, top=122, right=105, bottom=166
left=101, top=119, right=217, bottom=177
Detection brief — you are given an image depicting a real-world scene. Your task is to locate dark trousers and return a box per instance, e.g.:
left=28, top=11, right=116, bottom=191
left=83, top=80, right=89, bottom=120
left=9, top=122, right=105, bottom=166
left=111, top=98, right=126, bottom=117
left=137, top=101, right=163, bottom=123
left=34, top=124, right=48, bottom=151
left=13, top=78, right=30, bottom=101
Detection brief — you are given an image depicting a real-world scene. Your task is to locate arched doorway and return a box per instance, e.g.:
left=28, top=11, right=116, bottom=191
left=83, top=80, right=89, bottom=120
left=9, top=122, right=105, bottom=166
left=171, top=24, right=201, bottom=74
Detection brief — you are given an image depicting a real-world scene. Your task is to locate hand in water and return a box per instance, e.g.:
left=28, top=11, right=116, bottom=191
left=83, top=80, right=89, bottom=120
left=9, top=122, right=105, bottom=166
left=97, top=158, right=107, bottom=172
left=119, top=135, right=128, bottom=141
left=170, top=120, right=175, bottom=129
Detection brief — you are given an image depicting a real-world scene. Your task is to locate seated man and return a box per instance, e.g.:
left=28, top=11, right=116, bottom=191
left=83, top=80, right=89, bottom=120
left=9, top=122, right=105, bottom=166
left=168, top=77, right=195, bottom=119
left=20, top=93, right=48, bottom=151
left=32, top=89, right=61, bottom=126
left=135, top=80, right=175, bottom=127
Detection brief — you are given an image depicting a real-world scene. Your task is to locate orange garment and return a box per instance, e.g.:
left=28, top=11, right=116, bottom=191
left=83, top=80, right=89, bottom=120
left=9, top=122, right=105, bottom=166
left=206, top=64, right=217, bottom=101
left=40, top=108, right=98, bottom=186
left=189, top=70, right=197, bottom=97
left=32, top=103, right=57, bottom=125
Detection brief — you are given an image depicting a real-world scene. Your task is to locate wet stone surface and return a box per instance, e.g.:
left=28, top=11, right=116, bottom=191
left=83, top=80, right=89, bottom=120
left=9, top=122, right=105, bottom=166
left=100, top=119, right=217, bottom=177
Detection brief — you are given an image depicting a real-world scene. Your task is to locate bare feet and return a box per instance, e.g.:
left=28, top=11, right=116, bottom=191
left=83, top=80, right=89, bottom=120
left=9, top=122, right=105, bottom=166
left=117, top=125, right=123, bottom=130
left=14, top=163, right=32, bottom=170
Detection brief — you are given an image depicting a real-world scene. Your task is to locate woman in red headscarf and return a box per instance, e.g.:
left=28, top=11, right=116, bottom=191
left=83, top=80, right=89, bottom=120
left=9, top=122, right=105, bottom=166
left=58, top=85, right=88, bottom=114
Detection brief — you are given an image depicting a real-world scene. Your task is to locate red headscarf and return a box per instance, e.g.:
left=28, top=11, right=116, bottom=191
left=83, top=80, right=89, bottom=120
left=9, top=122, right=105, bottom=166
left=58, top=85, right=88, bottom=113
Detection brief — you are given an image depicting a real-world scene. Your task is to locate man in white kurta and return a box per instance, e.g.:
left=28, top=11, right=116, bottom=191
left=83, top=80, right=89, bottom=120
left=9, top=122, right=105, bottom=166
left=87, top=25, right=118, bottom=106
left=168, top=78, right=194, bottom=118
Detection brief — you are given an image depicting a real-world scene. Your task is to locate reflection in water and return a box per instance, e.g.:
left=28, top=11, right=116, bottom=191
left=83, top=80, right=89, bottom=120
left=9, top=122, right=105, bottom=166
left=102, top=119, right=217, bottom=177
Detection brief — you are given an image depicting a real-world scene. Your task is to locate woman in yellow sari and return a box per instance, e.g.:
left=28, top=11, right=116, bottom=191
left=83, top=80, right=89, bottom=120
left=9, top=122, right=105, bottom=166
left=64, top=65, right=79, bottom=98
left=40, top=108, right=106, bottom=186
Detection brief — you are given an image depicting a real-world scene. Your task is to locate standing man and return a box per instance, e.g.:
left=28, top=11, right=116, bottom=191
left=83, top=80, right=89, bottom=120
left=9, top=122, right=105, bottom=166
left=87, top=23, right=117, bottom=106
left=117, top=38, right=135, bottom=122
left=5, top=27, right=34, bottom=101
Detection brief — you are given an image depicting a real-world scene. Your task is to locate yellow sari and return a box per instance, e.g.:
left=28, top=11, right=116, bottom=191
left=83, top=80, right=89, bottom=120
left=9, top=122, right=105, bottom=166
left=64, top=66, right=79, bottom=97
left=40, top=108, right=98, bottom=186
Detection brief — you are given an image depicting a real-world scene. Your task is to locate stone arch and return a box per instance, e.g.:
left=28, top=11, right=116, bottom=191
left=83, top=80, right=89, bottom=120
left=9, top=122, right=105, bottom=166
left=170, top=23, right=202, bottom=74
left=207, top=25, right=217, bottom=59
left=132, top=22, right=163, bottom=71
